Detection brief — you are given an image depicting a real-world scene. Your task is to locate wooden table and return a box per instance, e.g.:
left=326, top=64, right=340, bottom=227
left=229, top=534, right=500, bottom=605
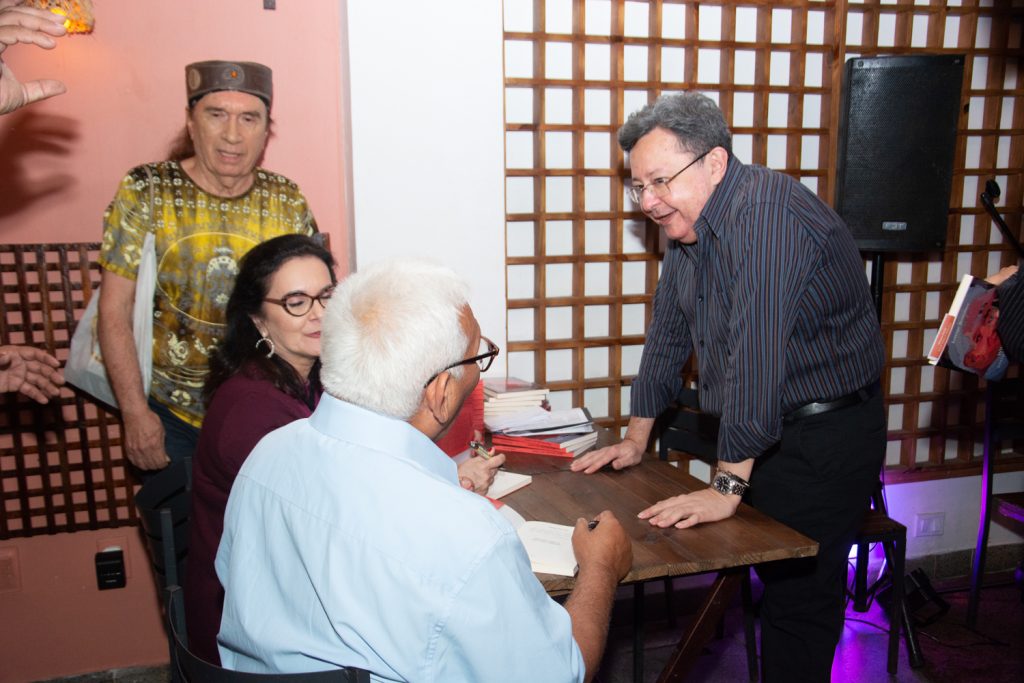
left=502, top=454, right=818, bottom=682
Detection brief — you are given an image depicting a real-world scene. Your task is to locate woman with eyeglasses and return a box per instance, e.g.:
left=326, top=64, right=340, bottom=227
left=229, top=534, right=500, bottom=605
left=184, top=235, right=504, bottom=662
left=185, top=234, right=336, bottom=664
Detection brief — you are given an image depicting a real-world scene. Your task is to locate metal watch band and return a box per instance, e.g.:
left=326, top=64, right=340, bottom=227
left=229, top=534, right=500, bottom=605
left=712, top=471, right=750, bottom=496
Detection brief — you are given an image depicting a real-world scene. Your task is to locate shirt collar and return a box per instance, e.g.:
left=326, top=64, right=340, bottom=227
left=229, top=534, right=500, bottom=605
left=697, top=153, right=745, bottom=241
left=309, top=393, right=458, bottom=484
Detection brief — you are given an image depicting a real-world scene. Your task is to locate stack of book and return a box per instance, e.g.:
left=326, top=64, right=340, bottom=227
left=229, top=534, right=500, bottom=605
left=483, top=378, right=549, bottom=419
left=489, top=407, right=598, bottom=458
left=491, top=431, right=598, bottom=458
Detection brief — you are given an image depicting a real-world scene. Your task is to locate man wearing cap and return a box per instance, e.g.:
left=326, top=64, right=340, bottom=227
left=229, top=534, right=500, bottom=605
left=98, top=60, right=317, bottom=474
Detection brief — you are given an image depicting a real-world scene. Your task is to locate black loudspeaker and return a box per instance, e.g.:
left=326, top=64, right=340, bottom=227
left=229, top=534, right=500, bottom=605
left=835, top=54, right=965, bottom=253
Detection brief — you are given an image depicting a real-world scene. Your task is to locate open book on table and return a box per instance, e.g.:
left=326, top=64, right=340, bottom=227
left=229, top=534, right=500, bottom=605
left=495, top=503, right=577, bottom=577
left=927, top=274, right=1009, bottom=381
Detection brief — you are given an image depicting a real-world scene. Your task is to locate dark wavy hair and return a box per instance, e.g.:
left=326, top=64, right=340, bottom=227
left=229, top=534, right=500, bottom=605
left=618, top=91, right=732, bottom=156
left=203, top=234, right=336, bottom=407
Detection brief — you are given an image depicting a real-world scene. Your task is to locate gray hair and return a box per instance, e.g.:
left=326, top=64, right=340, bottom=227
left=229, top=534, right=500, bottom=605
left=320, top=258, right=470, bottom=419
left=618, top=92, right=732, bottom=155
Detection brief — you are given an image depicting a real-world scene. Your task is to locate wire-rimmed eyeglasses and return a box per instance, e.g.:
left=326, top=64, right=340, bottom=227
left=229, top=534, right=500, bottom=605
left=264, top=286, right=335, bottom=317
left=627, top=149, right=710, bottom=204
left=424, top=336, right=500, bottom=387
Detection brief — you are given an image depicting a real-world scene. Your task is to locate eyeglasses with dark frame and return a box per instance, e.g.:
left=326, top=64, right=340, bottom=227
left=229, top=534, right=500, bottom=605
left=627, top=149, right=710, bottom=204
left=264, top=286, right=335, bottom=317
left=423, top=336, right=500, bottom=388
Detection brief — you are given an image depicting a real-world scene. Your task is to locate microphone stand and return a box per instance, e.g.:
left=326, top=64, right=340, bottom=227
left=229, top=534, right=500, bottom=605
left=980, top=180, right=1024, bottom=259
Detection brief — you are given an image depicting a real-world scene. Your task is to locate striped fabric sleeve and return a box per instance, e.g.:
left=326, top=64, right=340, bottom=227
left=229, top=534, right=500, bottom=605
left=630, top=245, right=694, bottom=418
left=996, top=270, right=1024, bottom=363
left=713, top=199, right=820, bottom=463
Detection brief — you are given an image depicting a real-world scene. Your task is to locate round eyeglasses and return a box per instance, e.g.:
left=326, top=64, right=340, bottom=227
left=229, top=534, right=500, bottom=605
left=423, top=336, right=500, bottom=387
left=264, top=286, right=335, bottom=317
left=627, top=149, right=710, bottom=204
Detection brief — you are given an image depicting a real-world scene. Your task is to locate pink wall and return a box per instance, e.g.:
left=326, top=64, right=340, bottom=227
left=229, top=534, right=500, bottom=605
left=0, top=1, right=350, bottom=679
left=0, top=0, right=351, bottom=265
left=0, top=530, right=167, bottom=682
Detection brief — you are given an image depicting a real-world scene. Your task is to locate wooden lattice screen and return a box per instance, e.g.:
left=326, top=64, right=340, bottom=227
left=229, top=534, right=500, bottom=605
left=502, top=0, right=1024, bottom=482
left=0, top=244, right=135, bottom=539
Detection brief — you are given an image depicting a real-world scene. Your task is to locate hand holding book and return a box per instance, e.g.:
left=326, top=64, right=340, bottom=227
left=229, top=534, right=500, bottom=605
left=927, top=273, right=1010, bottom=381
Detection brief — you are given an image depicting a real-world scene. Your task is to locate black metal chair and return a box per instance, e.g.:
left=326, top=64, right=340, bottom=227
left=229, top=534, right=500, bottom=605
left=135, top=457, right=194, bottom=680
left=136, top=457, right=193, bottom=589
left=165, top=585, right=370, bottom=682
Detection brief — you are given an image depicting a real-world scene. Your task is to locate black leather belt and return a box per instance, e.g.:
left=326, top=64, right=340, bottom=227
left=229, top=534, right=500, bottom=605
left=784, top=381, right=880, bottom=422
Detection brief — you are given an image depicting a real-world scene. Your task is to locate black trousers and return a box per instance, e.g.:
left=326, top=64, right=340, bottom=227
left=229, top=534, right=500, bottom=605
left=749, top=391, right=886, bottom=683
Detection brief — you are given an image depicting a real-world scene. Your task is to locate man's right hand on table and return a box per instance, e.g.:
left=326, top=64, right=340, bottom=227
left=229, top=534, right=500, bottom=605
left=570, top=439, right=644, bottom=474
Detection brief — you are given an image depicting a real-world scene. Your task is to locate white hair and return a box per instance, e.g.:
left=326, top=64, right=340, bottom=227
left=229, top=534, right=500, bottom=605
left=320, top=258, right=470, bottom=419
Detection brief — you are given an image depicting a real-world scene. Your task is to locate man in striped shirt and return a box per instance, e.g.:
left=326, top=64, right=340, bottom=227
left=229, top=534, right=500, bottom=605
left=990, top=264, right=1023, bottom=361
left=572, top=92, right=886, bottom=682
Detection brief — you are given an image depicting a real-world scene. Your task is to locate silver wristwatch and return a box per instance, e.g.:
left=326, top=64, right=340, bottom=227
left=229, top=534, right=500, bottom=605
left=712, top=471, right=750, bottom=496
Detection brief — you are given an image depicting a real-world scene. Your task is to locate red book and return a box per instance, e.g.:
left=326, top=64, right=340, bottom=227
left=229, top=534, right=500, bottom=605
left=492, top=431, right=598, bottom=458
left=492, top=443, right=575, bottom=459
left=436, top=380, right=484, bottom=457
left=491, top=437, right=568, bottom=455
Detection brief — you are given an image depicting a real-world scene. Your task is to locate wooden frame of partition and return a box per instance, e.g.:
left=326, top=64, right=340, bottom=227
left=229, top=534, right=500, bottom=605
left=502, top=0, right=1023, bottom=483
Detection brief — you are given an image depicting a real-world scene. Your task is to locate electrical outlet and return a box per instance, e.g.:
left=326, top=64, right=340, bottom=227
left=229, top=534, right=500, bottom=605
left=96, top=536, right=130, bottom=578
left=0, top=547, right=21, bottom=592
left=915, top=512, right=945, bottom=537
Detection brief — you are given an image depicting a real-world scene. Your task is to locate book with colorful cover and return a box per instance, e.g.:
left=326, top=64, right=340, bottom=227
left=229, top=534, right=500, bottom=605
left=927, top=274, right=1009, bottom=381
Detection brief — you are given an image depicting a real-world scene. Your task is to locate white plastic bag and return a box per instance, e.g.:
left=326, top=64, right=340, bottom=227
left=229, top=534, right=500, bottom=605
left=66, top=231, right=156, bottom=407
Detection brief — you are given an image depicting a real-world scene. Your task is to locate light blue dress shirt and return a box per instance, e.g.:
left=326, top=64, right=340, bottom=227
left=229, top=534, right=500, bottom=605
left=216, top=394, right=585, bottom=682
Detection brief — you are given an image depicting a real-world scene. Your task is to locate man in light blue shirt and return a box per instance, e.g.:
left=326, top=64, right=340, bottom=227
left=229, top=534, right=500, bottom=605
left=216, top=259, right=632, bottom=682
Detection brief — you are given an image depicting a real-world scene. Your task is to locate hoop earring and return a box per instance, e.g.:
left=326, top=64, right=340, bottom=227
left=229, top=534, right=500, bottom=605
left=255, top=336, right=275, bottom=359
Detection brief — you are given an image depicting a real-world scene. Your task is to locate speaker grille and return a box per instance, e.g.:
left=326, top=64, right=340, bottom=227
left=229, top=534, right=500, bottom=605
left=835, top=55, right=964, bottom=253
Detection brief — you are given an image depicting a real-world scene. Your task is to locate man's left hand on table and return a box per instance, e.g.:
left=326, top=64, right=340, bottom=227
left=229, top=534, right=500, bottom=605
left=638, top=487, right=741, bottom=529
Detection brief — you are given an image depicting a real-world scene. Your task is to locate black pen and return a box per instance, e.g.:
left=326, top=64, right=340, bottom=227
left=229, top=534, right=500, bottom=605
left=587, top=519, right=599, bottom=530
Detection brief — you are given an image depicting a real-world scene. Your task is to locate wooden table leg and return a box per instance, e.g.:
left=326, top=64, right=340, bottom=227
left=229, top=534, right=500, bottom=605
left=656, top=570, right=744, bottom=683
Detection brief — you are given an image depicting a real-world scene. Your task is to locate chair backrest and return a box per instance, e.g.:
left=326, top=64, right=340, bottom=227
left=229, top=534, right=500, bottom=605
left=165, top=586, right=370, bottom=683
left=657, top=387, right=720, bottom=465
left=135, top=458, right=193, bottom=591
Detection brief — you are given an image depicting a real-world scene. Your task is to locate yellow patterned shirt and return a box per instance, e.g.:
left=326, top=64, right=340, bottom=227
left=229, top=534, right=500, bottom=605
left=99, top=161, right=317, bottom=427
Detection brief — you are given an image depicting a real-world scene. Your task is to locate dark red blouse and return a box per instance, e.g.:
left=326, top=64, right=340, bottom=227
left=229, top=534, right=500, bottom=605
left=184, top=369, right=319, bottom=664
